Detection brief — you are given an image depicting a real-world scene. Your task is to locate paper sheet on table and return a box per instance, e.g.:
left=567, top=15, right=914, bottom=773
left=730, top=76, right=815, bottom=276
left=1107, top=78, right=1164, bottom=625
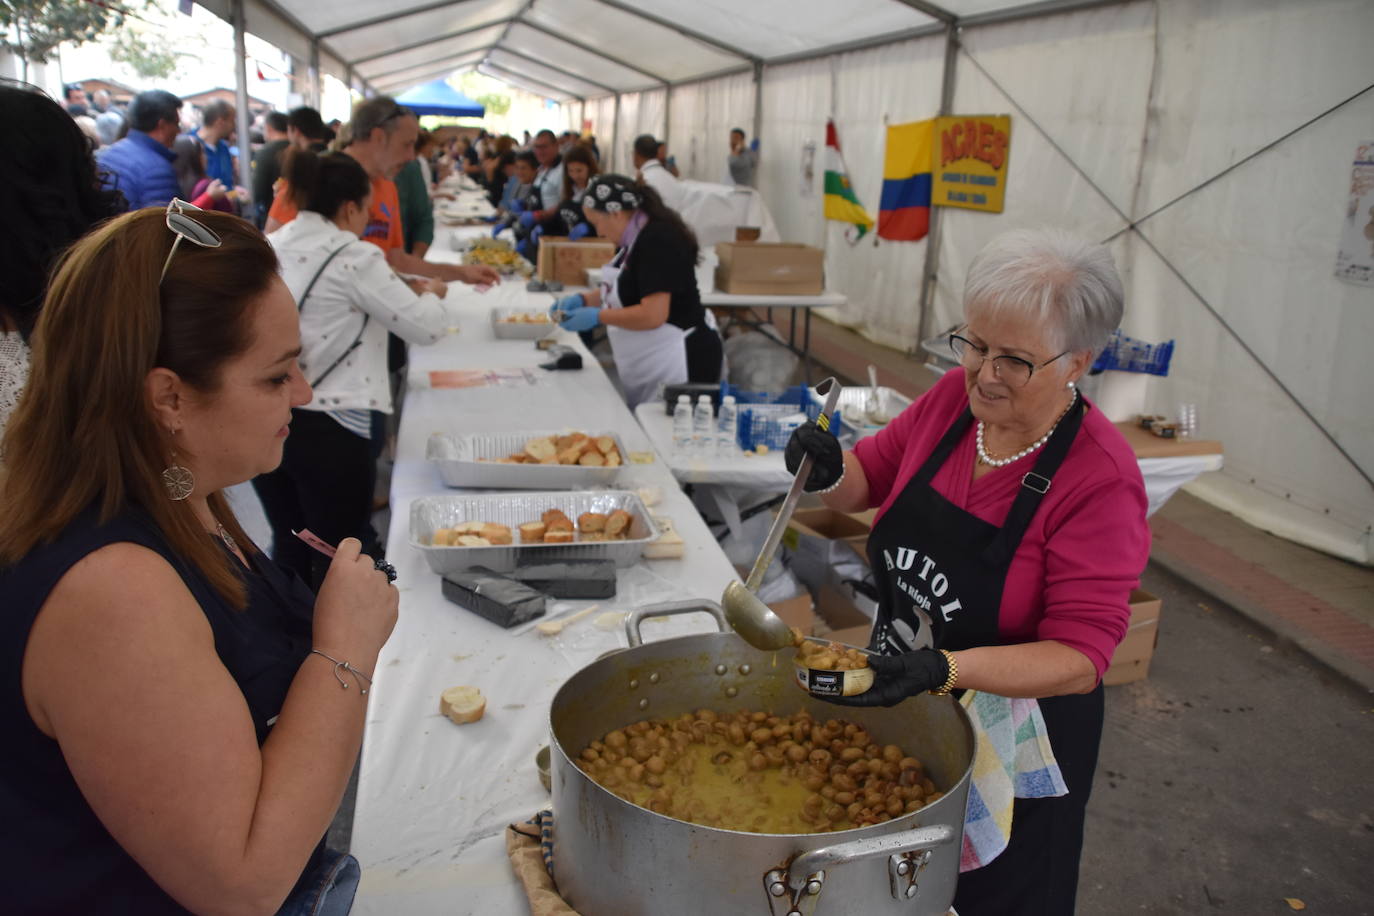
left=424, top=368, right=540, bottom=389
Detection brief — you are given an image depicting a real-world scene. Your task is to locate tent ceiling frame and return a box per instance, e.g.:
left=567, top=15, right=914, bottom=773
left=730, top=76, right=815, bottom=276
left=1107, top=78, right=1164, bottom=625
left=368, top=50, right=487, bottom=84
left=584, top=0, right=758, bottom=63
left=487, top=44, right=617, bottom=95
left=249, top=0, right=1153, bottom=103
left=478, top=62, right=580, bottom=101
left=352, top=16, right=510, bottom=66
left=375, top=64, right=484, bottom=94
left=958, top=0, right=1130, bottom=28
left=889, top=0, right=957, bottom=22
left=235, top=0, right=359, bottom=91
left=318, top=0, right=487, bottom=39
left=514, top=17, right=668, bottom=86
left=765, top=22, right=947, bottom=67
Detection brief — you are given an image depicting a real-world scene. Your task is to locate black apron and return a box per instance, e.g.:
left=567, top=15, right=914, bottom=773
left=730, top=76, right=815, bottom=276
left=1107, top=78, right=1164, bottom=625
left=865, top=396, right=1103, bottom=915
left=865, top=396, right=1083, bottom=654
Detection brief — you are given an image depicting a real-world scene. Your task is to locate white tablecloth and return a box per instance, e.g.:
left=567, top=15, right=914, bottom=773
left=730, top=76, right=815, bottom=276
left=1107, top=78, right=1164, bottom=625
left=348, top=251, right=738, bottom=915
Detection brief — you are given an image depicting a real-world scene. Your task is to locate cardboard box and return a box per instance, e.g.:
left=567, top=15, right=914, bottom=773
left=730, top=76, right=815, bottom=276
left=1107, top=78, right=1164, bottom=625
left=536, top=239, right=616, bottom=286
left=784, top=508, right=877, bottom=631
left=825, top=624, right=873, bottom=648
left=714, top=242, right=824, bottom=295
left=769, top=593, right=818, bottom=637
left=787, top=508, right=873, bottom=562
left=1103, top=589, right=1163, bottom=686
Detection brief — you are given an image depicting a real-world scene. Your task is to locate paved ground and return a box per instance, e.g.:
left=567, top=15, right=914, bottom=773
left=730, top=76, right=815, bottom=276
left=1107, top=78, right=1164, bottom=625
left=1080, top=562, right=1374, bottom=915
left=1150, top=491, right=1374, bottom=693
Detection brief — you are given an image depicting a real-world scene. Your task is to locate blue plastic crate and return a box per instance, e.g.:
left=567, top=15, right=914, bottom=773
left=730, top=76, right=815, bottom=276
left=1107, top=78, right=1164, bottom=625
left=1092, top=330, right=1174, bottom=376
left=723, top=383, right=846, bottom=451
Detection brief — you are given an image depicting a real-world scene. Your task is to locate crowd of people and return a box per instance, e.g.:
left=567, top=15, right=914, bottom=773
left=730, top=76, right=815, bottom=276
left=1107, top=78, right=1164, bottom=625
left=0, top=77, right=734, bottom=913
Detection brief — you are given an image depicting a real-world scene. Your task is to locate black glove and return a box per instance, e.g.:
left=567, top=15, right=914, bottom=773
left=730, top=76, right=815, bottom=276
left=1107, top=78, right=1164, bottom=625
left=784, top=420, right=844, bottom=492
left=822, top=649, right=950, bottom=707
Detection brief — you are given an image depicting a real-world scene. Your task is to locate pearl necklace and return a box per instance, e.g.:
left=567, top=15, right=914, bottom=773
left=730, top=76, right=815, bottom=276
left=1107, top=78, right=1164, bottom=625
left=976, top=390, right=1078, bottom=467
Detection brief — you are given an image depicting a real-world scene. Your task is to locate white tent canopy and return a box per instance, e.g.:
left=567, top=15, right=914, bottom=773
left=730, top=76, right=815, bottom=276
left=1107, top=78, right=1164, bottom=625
left=206, top=0, right=1374, bottom=564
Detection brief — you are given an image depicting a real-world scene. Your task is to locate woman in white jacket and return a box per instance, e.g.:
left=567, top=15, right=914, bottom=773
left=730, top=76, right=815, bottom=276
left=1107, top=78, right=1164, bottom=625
left=257, top=149, right=457, bottom=587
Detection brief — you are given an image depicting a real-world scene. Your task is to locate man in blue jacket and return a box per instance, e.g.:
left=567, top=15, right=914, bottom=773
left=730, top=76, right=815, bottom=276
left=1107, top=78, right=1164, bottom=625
left=96, top=90, right=183, bottom=210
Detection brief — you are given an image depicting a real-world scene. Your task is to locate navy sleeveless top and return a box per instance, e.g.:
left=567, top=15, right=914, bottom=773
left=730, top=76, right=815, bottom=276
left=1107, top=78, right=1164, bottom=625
left=0, top=507, right=321, bottom=914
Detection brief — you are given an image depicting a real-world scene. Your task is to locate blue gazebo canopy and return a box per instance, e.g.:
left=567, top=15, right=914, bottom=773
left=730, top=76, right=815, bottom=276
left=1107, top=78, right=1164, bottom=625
left=395, top=80, right=485, bottom=118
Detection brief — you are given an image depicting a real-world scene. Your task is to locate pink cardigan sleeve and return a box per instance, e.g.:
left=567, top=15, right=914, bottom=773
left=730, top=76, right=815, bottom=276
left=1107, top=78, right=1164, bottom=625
left=1033, top=472, right=1151, bottom=679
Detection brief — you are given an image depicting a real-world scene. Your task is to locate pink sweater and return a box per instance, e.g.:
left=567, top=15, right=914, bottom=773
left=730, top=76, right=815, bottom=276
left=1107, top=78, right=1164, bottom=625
left=853, top=370, right=1149, bottom=679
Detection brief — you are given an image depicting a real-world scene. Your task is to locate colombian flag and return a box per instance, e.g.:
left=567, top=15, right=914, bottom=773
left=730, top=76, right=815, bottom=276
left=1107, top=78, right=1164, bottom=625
left=823, top=120, right=874, bottom=242
left=879, top=119, right=933, bottom=241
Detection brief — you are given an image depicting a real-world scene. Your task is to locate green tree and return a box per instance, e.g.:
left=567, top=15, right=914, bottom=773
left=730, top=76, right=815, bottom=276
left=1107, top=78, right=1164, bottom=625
left=0, top=0, right=135, bottom=64
left=107, top=26, right=180, bottom=80
left=459, top=73, right=509, bottom=116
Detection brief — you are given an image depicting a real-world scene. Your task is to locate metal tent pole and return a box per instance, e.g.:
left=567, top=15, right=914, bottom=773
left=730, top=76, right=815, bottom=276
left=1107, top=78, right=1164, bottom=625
left=915, top=23, right=959, bottom=352
left=309, top=40, right=321, bottom=109
left=230, top=0, right=253, bottom=194
left=751, top=60, right=763, bottom=142
left=612, top=92, right=622, bottom=172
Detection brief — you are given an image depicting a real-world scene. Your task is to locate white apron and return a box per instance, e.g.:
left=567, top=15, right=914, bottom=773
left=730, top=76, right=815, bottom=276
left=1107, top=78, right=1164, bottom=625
left=601, top=227, right=717, bottom=409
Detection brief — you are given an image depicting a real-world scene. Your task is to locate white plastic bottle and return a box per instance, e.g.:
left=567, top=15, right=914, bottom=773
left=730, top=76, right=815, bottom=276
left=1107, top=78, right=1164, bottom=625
left=692, top=394, right=715, bottom=456
left=717, top=395, right=738, bottom=456
left=672, top=394, right=694, bottom=453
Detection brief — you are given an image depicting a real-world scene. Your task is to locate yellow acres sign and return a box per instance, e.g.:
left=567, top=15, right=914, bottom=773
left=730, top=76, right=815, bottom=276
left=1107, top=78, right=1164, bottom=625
left=933, top=115, right=1011, bottom=213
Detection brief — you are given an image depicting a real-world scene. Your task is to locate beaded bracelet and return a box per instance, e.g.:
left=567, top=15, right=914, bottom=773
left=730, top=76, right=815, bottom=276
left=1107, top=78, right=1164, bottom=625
left=310, top=649, right=374, bottom=696
left=929, top=649, right=958, bottom=696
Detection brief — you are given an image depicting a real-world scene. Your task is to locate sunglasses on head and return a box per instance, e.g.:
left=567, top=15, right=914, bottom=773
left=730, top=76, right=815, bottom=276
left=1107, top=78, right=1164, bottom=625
left=159, top=198, right=221, bottom=284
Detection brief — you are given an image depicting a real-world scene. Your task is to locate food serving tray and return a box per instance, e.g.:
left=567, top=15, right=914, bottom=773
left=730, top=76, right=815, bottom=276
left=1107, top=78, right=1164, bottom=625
left=426, top=430, right=629, bottom=489
left=410, top=490, right=658, bottom=573
left=490, top=307, right=557, bottom=340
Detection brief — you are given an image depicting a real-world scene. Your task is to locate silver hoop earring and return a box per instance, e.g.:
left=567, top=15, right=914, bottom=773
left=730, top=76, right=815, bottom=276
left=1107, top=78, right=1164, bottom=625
left=161, top=429, right=195, bottom=501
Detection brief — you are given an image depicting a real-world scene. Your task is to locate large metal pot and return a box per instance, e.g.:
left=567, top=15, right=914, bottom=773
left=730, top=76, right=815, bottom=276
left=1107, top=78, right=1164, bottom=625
left=550, top=601, right=975, bottom=916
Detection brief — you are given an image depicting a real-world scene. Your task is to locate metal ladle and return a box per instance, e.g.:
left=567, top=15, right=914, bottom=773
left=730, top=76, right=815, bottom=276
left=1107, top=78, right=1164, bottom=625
left=722, top=377, right=844, bottom=651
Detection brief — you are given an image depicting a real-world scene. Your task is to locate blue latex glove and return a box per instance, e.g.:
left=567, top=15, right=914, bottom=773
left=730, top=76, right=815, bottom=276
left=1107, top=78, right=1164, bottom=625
left=559, top=306, right=601, bottom=332
left=749, top=137, right=760, bottom=152
left=568, top=221, right=592, bottom=240
left=516, top=236, right=532, bottom=258
left=518, top=210, right=537, bottom=229
left=509, top=198, right=525, bottom=215
left=550, top=293, right=584, bottom=319
left=491, top=222, right=508, bottom=238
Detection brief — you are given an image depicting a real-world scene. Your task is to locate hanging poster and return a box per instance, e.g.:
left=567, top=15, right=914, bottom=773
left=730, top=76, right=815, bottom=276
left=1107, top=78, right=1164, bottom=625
left=931, top=115, right=1011, bottom=213
left=1334, top=140, right=1374, bottom=287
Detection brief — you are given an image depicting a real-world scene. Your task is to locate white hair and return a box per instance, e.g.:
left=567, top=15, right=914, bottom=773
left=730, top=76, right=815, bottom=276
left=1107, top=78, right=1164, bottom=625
left=962, top=228, right=1124, bottom=354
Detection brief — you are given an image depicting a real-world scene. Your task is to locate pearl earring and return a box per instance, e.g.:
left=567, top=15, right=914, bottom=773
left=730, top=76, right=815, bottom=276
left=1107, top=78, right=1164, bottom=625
left=1067, top=380, right=1076, bottom=390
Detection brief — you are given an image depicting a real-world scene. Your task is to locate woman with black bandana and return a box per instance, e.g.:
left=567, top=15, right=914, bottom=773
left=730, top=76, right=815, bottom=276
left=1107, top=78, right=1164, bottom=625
left=549, top=174, right=723, bottom=407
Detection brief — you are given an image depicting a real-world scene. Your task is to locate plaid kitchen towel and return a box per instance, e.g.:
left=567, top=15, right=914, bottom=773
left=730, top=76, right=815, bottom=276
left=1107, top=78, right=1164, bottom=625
left=958, top=691, right=1068, bottom=872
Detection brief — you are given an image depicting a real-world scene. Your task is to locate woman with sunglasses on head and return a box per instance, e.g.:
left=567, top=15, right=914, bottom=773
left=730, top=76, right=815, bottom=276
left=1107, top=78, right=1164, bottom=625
left=785, top=229, right=1149, bottom=915
left=0, top=204, right=396, bottom=915
left=255, top=148, right=460, bottom=588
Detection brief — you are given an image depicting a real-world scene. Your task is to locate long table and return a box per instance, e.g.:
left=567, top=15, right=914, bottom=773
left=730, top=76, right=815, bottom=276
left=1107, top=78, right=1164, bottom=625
left=347, top=234, right=738, bottom=914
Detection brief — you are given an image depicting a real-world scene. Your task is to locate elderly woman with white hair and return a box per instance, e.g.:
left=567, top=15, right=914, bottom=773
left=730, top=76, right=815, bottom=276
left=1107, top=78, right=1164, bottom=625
left=786, top=228, right=1149, bottom=914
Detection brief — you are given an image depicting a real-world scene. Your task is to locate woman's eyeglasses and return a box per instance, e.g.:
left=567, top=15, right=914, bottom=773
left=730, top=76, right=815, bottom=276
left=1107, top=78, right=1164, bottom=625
left=948, top=331, right=1067, bottom=388
left=159, top=198, right=222, bottom=284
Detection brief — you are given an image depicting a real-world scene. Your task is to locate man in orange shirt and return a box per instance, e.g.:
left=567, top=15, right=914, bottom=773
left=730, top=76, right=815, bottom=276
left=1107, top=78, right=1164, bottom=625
left=265, top=95, right=499, bottom=288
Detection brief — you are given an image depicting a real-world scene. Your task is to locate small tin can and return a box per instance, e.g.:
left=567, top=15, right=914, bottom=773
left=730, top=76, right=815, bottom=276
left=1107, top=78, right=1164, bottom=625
left=792, top=638, right=876, bottom=698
